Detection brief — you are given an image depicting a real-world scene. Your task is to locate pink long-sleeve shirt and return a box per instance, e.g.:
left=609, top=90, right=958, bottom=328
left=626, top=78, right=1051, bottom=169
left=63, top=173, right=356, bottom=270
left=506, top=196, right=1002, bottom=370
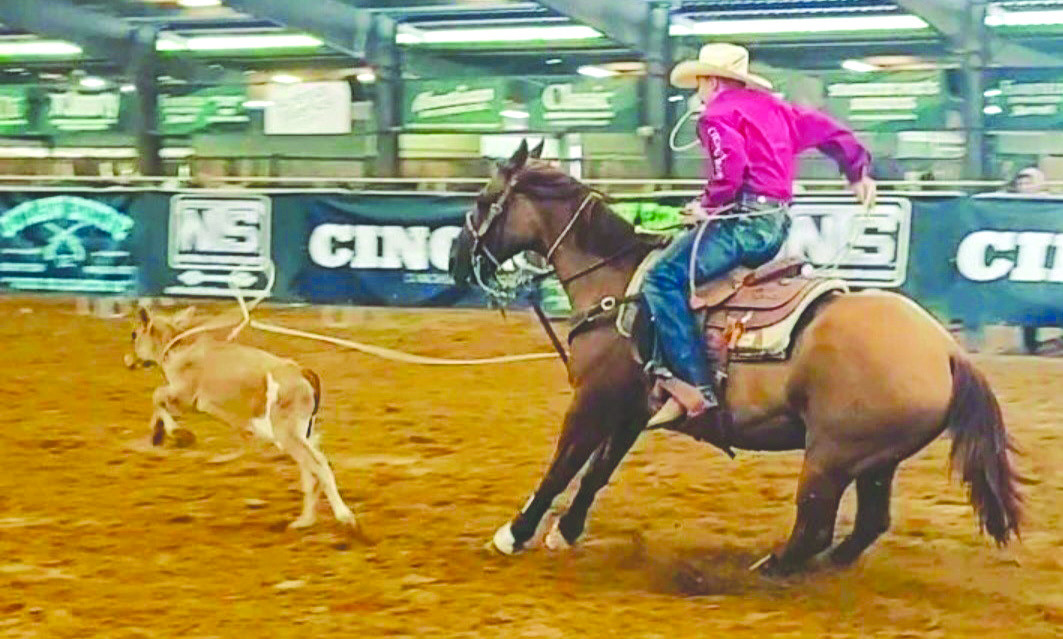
left=697, top=86, right=871, bottom=209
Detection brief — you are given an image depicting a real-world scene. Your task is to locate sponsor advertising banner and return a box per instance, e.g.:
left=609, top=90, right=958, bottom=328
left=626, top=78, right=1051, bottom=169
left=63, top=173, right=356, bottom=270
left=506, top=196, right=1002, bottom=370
left=294, top=193, right=484, bottom=306
left=403, top=79, right=505, bottom=131
left=1, top=189, right=1061, bottom=328
left=911, top=194, right=1063, bottom=326
left=528, top=76, right=639, bottom=132
left=0, top=192, right=139, bottom=294
left=163, top=193, right=273, bottom=298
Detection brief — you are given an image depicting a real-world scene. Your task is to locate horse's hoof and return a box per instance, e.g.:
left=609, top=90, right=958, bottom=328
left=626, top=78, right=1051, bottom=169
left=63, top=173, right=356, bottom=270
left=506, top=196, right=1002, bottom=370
left=749, top=553, right=780, bottom=575
left=172, top=428, right=196, bottom=448
left=751, top=552, right=797, bottom=578
left=288, top=517, right=316, bottom=531
left=151, top=421, right=166, bottom=446
left=544, top=518, right=574, bottom=551
left=490, top=523, right=523, bottom=555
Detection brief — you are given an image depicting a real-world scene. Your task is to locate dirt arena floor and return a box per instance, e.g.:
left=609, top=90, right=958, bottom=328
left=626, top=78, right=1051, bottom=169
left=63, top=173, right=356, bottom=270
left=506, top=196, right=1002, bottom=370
left=0, top=297, right=1060, bottom=638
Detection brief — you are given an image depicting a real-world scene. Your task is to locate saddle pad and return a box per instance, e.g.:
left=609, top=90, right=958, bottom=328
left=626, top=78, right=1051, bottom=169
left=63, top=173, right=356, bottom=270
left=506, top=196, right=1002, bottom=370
left=616, top=248, right=663, bottom=338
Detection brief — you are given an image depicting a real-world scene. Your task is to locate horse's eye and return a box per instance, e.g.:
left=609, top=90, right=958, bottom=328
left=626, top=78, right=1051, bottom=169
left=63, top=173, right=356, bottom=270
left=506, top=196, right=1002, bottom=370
left=131, top=331, right=137, bottom=342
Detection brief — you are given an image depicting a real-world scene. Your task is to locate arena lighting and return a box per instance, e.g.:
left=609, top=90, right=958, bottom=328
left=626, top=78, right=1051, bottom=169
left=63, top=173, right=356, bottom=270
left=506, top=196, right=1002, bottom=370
left=242, top=100, right=273, bottom=109
left=842, top=59, right=880, bottom=73
left=501, top=109, right=530, bottom=118
left=0, top=146, right=193, bottom=158
left=395, top=25, right=601, bottom=45
left=668, top=94, right=685, bottom=102
left=120, top=84, right=136, bottom=93
left=177, top=0, right=222, bottom=6
left=158, top=34, right=324, bottom=52
left=545, top=58, right=562, bottom=64
left=984, top=88, right=1003, bottom=97
left=0, top=40, right=82, bottom=57
left=984, top=105, right=1004, bottom=115
left=577, top=65, right=615, bottom=78
left=271, top=73, right=301, bottom=84
left=985, top=9, right=1063, bottom=26
left=79, top=76, right=107, bottom=89
left=356, top=71, right=376, bottom=83
left=669, top=14, right=929, bottom=36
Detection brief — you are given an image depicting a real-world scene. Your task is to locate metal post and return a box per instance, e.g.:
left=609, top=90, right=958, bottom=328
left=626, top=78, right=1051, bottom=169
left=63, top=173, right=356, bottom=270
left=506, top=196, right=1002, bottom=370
left=963, top=1, right=989, bottom=179
left=373, top=16, right=401, bottom=178
left=131, top=26, right=162, bottom=176
left=645, top=1, right=673, bottom=178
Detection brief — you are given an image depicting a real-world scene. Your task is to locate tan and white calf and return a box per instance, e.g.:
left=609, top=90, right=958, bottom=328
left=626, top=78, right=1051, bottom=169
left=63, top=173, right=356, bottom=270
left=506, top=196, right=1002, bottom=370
left=124, top=304, right=357, bottom=531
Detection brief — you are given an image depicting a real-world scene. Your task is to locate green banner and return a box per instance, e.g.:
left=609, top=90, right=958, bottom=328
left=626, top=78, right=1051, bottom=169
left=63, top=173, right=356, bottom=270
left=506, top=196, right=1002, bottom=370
left=823, top=70, right=948, bottom=132
left=984, top=73, right=1063, bottom=130
left=0, top=86, right=30, bottom=136
left=528, top=76, right=638, bottom=131
left=404, top=78, right=505, bottom=131
left=46, top=90, right=121, bottom=132
left=161, top=86, right=249, bottom=135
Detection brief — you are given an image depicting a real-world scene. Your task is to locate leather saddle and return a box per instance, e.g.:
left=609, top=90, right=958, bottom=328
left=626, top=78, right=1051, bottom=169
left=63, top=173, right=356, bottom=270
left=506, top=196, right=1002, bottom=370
left=689, top=257, right=847, bottom=360
left=619, top=255, right=847, bottom=363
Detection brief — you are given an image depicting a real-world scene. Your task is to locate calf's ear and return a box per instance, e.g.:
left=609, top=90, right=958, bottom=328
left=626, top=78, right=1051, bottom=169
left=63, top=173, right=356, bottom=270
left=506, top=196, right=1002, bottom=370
left=171, top=306, right=197, bottom=328
left=135, top=304, right=151, bottom=326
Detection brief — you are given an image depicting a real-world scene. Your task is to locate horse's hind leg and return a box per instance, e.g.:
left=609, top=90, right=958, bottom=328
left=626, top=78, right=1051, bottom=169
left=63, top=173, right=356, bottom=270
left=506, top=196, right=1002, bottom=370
left=545, top=419, right=643, bottom=550
left=758, top=453, right=852, bottom=576
left=829, top=464, right=897, bottom=566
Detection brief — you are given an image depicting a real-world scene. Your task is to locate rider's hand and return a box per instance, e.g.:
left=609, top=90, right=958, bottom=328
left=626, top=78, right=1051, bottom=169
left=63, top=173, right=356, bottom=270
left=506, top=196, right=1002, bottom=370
left=681, top=200, right=710, bottom=225
left=850, top=173, right=877, bottom=212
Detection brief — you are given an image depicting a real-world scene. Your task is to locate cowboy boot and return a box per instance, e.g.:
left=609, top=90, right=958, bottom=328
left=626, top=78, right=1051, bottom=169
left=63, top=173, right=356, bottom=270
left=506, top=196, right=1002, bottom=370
left=678, top=377, right=735, bottom=457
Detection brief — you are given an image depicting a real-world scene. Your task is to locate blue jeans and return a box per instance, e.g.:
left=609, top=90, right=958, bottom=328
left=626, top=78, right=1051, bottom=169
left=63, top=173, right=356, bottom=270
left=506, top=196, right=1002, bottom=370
left=642, top=209, right=791, bottom=392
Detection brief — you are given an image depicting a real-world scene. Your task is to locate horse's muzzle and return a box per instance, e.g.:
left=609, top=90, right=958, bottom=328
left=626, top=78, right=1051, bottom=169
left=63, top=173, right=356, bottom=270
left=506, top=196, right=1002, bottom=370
left=448, top=229, right=475, bottom=287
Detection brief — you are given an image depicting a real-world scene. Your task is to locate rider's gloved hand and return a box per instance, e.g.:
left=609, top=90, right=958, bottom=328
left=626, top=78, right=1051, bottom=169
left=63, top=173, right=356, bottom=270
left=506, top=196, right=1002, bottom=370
left=681, top=200, right=711, bottom=225
left=850, top=171, right=877, bottom=212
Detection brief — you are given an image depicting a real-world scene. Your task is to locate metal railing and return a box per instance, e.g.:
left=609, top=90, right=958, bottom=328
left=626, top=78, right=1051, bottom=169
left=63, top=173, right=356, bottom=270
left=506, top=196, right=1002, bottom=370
left=0, top=173, right=1040, bottom=195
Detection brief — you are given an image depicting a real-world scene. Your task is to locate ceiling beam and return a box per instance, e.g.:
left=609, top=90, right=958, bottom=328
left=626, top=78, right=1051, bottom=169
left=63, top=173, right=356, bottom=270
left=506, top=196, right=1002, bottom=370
left=0, top=0, right=135, bottom=64
left=0, top=0, right=223, bottom=81
left=224, top=0, right=392, bottom=61
left=534, top=0, right=653, bottom=54
left=895, top=0, right=1063, bottom=67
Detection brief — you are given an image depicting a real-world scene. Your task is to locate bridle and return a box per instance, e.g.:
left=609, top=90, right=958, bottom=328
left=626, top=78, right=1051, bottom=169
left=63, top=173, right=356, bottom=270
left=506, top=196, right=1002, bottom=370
left=462, top=171, right=653, bottom=366
left=463, top=171, right=616, bottom=297
left=463, top=175, right=518, bottom=297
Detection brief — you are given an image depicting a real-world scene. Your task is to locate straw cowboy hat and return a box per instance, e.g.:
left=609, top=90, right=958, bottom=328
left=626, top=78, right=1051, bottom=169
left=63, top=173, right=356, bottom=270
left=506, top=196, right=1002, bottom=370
left=670, top=43, right=773, bottom=90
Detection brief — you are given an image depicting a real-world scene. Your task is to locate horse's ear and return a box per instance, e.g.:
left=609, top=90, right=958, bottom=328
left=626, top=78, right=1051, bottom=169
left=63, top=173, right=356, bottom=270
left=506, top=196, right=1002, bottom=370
left=508, top=138, right=529, bottom=170
left=529, top=139, right=544, bottom=159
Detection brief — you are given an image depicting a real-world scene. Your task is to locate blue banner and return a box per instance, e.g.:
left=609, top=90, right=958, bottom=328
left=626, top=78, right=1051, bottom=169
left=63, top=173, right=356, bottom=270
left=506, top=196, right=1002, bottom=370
left=293, top=193, right=483, bottom=306
left=2, top=187, right=1063, bottom=330
left=0, top=191, right=142, bottom=295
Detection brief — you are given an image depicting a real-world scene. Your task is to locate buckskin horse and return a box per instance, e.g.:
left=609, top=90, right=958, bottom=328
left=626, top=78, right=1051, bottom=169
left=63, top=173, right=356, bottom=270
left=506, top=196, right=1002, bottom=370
left=448, top=140, right=1022, bottom=577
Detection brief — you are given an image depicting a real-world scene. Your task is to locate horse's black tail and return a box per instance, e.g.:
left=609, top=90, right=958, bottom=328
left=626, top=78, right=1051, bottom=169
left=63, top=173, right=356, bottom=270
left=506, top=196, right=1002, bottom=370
left=301, top=368, right=321, bottom=439
left=944, top=355, right=1023, bottom=546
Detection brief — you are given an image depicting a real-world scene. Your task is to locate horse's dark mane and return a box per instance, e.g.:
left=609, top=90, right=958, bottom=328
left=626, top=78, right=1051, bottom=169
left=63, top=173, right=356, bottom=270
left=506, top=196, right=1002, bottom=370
left=513, top=163, right=656, bottom=258
left=512, top=163, right=589, bottom=201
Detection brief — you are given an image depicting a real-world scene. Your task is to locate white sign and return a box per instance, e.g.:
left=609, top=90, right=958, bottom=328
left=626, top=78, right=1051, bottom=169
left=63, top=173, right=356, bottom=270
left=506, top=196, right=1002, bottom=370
left=956, top=230, right=1063, bottom=283
left=308, top=224, right=460, bottom=273
left=783, top=197, right=911, bottom=287
left=166, top=194, right=271, bottom=297
left=265, top=82, right=351, bottom=135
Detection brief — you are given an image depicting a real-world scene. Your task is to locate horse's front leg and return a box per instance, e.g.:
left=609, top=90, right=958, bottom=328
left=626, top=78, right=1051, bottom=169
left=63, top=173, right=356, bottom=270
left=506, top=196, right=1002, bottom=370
left=544, top=415, right=643, bottom=550
left=491, top=390, right=608, bottom=555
